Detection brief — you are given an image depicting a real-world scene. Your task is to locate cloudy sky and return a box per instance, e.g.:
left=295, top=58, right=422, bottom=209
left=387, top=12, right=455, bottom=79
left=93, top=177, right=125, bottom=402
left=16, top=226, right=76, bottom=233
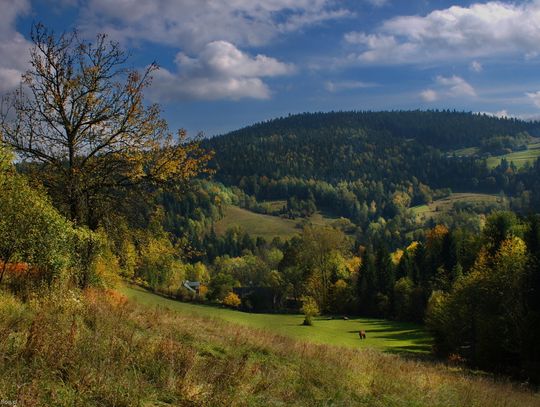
left=3, top=0, right=540, bottom=136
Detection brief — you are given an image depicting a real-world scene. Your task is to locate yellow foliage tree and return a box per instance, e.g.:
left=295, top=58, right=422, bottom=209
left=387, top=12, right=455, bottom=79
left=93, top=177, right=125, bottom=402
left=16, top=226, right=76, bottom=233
left=222, top=292, right=241, bottom=308
left=0, top=24, right=212, bottom=227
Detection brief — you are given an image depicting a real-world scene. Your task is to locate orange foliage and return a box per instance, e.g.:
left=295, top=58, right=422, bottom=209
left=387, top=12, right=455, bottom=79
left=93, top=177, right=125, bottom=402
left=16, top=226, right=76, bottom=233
left=426, top=225, right=449, bottom=248
left=1, top=262, right=30, bottom=274
left=83, top=288, right=128, bottom=309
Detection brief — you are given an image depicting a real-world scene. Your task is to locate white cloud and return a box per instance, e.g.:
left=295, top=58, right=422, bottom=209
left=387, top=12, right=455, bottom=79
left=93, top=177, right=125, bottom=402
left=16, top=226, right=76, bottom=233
left=526, top=91, right=540, bottom=108
left=150, top=41, right=295, bottom=101
left=479, top=110, right=510, bottom=118
left=78, top=0, right=352, bottom=52
left=73, top=1, right=350, bottom=101
left=325, top=80, right=376, bottom=92
left=421, top=75, right=476, bottom=102
left=470, top=61, right=483, bottom=72
left=345, top=1, right=540, bottom=65
left=420, top=89, right=438, bottom=102
left=436, top=75, right=476, bottom=97
left=0, top=0, right=31, bottom=93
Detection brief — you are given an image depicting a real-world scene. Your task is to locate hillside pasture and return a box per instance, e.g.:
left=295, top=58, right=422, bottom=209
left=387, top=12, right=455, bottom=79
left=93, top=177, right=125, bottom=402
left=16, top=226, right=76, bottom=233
left=123, top=285, right=432, bottom=354
left=215, top=205, right=338, bottom=240
left=3, top=288, right=538, bottom=406
left=411, top=193, right=502, bottom=222
left=214, top=205, right=300, bottom=240
left=486, top=140, right=540, bottom=169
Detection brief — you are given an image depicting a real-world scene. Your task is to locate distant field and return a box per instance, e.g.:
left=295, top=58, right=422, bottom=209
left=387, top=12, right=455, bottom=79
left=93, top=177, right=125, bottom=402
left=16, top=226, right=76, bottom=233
left=264, top=199, right=287, bottom=211
left=122, top=285, right=432, bottom=354
left=411, top=192, right=502, bottom=221
left=215, top=205, right=300, bottom=240
left=453, top=146, right=480, bottom=157
left=486, top=141, right=540, bottom=169
left=215, top=205, right=337, bottom=240
left=451, top=140, right=540, bottom=168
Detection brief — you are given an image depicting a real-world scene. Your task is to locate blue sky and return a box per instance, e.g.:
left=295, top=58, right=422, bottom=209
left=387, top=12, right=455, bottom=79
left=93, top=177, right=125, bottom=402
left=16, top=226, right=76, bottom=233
left=2, top=0, right=540, bottom=136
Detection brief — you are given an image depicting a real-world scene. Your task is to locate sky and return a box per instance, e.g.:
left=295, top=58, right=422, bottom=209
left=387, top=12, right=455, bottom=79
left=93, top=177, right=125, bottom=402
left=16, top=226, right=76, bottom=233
left=2, top=0, right=540, bottom=137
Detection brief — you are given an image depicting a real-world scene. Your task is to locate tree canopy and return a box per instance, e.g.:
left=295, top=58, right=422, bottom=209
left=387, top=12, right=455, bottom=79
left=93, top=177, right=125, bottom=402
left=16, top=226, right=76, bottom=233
left=1, top=24, right=212, bottom=228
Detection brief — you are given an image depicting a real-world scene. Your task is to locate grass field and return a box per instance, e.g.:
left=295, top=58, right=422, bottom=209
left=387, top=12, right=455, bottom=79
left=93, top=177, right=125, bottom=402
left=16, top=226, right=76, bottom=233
left=486, top=141, right=540, bottom=169
left=215, top=205, right=300, bottom=240
left=451, top=140, right=540, bottom=169
left=4, top=288, right=538, bottom=406
left=411, top=192, right=502, bottom=222
left=453, top=146, right=480, bottom=157
left=122, top=285, right=432, bottom=355
left=215, top=205, right=338, bottom=240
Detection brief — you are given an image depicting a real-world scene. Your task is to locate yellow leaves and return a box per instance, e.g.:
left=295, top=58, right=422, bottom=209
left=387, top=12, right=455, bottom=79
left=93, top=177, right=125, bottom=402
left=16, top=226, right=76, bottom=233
left=391, top=249, right=404, bottom=265
left=497, top=236, right=526, bottom=258
left=494, top=236, right=528, bottom=275
left=392, top=191, right=411, bottom=208
left=222, top=292, right=241, bottom=308
left=345, top=256, right=362, bottom=274
left=426, top=225, right=449, bottom=249
left=406, top=241, right=419, bottom=253
left=333, top=279, right=348, bottom=291
left=300, top=295, right=320, bottom=317
left=198, top=284, right=208, bottom=298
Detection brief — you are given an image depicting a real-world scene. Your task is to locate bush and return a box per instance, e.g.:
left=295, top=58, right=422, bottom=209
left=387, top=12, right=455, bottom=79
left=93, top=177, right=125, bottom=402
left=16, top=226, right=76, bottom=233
left=223, top=292, right=241, bottom=308
left=0, top=169, right=72, bottom=293
left=300, top=296, right=320, bottom=326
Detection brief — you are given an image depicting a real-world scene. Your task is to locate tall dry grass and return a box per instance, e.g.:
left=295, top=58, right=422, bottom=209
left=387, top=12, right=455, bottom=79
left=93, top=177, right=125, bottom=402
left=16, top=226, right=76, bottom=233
left=0, top=287, right=538, bottom=406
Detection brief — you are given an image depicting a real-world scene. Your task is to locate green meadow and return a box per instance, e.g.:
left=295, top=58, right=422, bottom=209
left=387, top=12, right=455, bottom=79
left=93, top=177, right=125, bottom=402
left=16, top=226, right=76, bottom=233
left=411, top=192, right=501, bottom=221
left=452, top=141, right=540, bottom=169
left=122, top=285, right=432, bottom=354
left=215, top=205, right=300, bottom=240
left=486, top=141, right=540, bottom=169
left=214, top=205, right=338, bottom=240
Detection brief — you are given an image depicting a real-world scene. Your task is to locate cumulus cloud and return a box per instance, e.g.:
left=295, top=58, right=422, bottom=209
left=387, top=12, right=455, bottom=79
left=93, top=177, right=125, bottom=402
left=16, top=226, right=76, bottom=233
left=421, top=75, right=476, bottom=103
left=78, top=0, right=352, bottom=52
left=420, top=89, right=438, bottom=102
left=345, top=1, right=540, bottom=65
left=71, top=1, right=351, bottom=101
left=150, top=41, right=295, bottom=101
left=436, top=75, right=476, bottom=97
left=526, top=91, right=540, bottom=108
left=324, top=80, right=376, bottom=92
left=0, top=0, right=31, bottom=93
left=493, top=110, right=509, bottom=118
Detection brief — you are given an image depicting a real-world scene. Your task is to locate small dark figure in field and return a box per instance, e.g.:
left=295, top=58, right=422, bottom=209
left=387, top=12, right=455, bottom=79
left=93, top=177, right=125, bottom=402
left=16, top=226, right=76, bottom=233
left=358, top=330, right=366, bottom=340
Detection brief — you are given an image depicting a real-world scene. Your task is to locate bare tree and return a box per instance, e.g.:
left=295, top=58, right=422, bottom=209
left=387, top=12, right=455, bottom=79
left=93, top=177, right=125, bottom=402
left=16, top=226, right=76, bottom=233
left=1, top=24, right=212, bottom=227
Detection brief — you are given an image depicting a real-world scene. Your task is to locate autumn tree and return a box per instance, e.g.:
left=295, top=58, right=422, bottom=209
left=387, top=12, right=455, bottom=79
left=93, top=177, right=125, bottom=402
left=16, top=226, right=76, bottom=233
left=0, top=24, right=212, bottom=228
left=0, top=147, right=72, bottom=286
left=296, top=226, right=348, bottom=311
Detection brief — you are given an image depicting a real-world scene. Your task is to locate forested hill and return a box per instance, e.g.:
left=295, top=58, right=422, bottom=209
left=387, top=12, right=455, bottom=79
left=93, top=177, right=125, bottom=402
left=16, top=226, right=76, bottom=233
left=201, top=110, right=540, bottom=244
left=203, top=110, right=539, bottom=188
left=207, top=110, right=540, bottom=150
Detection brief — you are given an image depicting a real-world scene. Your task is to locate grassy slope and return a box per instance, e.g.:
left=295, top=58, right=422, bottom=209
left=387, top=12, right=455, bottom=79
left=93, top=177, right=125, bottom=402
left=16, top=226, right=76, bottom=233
left=123, top=285, right=431, bottom=354
left=486, top=141, right=540, bottom=168
left=2, top=288, right=539, bottom=406
left=215, top=205, right=337, bottom=240
left=452, top=140, right=540, bottom=169
left=411, top=192, right=501, bottom=221
left=215, top=205, right=300, bottom=240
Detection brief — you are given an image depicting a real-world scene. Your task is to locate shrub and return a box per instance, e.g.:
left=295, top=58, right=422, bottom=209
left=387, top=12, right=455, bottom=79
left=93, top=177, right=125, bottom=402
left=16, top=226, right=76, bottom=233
left=300, top=296, right=320, bottom=326
left=0, top=169, right=72, bottom=293
left=223, top=292, right=241, bottom=308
